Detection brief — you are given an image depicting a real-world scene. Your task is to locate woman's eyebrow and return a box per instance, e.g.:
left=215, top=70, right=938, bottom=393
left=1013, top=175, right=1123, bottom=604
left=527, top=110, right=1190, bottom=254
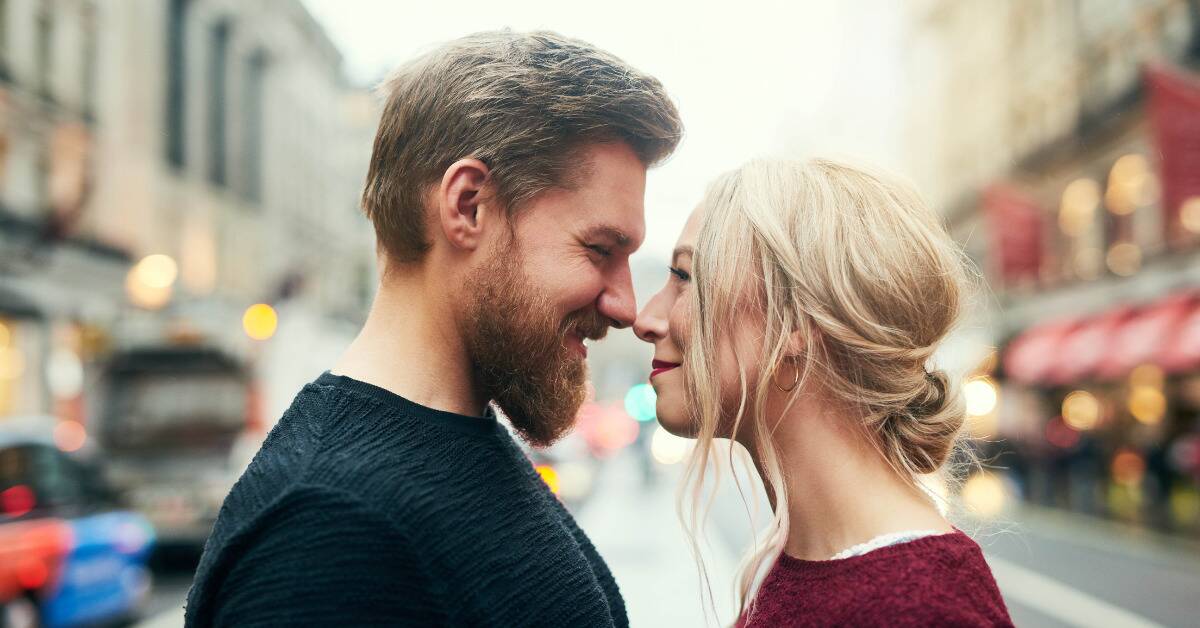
left=672, top=245, right=694, bottom=265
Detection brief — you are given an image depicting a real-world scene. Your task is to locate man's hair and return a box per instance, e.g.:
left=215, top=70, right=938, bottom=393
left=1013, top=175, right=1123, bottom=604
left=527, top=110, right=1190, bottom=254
left=362, top=30, right=683, bottom=263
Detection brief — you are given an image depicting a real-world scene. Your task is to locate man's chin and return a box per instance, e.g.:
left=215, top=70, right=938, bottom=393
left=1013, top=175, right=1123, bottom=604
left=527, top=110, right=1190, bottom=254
left=503, top=407, right=581, bottom=448
left=499, top=370, right=588, bottom=447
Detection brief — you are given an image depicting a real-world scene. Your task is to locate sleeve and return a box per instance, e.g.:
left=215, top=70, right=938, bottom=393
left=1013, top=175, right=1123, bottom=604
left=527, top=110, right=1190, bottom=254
left=206, top=484, right=443, bottom=628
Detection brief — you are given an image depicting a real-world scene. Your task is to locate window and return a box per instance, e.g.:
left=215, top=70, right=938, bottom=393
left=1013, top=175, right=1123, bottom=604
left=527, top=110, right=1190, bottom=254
left=207, top=20, right=231, bottom=186
left=165, top=0, right=189, bottom=168
left=0, top=0, right=10, bottom=80
left=239, top=50, right=267, bottom=202
left=81, top=3, right=97, bottom=120
left=34, top=7, right=53, bottom=99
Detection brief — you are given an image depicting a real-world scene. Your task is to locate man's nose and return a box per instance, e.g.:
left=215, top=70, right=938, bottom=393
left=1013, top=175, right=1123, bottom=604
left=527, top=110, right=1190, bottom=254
left=597, top=264, right=637, bottom=329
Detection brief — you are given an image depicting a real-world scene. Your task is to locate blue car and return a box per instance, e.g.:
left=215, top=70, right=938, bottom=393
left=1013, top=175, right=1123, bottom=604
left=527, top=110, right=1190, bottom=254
left=1, top=417, right=155, bottom=628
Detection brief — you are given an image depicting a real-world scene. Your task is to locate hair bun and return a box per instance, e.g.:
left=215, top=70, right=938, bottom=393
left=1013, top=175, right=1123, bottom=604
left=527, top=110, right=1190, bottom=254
left=911, top=369, right=950, bottom=419
left=883, top=368, right=964, bottom=474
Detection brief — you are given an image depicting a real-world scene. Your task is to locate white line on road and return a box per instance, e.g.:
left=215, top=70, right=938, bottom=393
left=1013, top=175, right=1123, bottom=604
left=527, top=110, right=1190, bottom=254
left=134, top=607, right=184, bottom=628
left=986, top=554, right=1164, bottom=628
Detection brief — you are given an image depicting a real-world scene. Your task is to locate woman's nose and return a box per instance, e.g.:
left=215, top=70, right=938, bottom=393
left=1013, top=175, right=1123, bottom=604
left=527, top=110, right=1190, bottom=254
left=633, top=290, right=669, bottom=343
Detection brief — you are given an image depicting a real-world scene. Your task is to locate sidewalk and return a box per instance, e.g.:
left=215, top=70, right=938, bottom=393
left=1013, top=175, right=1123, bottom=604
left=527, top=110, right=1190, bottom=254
left=576, top=452, right=741, bottom=628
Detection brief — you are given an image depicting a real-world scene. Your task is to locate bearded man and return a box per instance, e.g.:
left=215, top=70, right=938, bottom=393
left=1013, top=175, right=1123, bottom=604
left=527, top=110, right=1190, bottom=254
left=184, top=29, right=681, bottom=628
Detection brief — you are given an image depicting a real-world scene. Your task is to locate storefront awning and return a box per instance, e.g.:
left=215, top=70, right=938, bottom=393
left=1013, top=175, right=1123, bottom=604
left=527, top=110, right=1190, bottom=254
left=1160, top=298, right=1200, bottom=374
left=1049, top=306, right=1136, bottom=385
left=1002, top=318, right=1081, bottom=385
left=1004, top=290, right=1200, bottom=387
left=1097, top=292, right=1197, bottom=379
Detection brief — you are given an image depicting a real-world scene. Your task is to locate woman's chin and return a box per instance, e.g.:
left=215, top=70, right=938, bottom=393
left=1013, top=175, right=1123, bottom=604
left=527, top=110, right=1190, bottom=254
left=655, top=404, right=698, bottom=438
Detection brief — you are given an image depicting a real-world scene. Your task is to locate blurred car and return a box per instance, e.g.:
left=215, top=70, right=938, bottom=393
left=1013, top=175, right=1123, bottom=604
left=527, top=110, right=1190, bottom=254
left=0, top=417, right=155, bottom=628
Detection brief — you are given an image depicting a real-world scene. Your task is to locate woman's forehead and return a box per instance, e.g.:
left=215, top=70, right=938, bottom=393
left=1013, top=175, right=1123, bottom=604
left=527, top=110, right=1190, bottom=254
left=676, top=207, right=703, bottom=248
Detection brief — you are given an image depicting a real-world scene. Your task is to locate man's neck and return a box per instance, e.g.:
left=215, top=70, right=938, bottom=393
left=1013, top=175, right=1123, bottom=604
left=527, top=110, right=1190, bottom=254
left=331, top=270, right=488, bottom=418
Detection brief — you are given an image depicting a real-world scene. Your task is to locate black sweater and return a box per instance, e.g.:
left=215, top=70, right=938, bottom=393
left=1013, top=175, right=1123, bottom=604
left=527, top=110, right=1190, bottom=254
left=184, top=372, right=627, bottom=627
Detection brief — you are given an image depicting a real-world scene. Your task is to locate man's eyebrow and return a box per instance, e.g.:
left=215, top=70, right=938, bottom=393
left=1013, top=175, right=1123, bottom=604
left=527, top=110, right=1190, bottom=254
left=672, top=246, right=694, bottom=265
left=583, top=225, right=633, bottom=248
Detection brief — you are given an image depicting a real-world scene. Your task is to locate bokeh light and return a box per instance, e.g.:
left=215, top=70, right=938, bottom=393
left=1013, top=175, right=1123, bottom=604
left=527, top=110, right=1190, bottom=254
left=1111, top=449, right=1146, bottom=486
left=1045, top=416, right=1082, bottom=449
left=1180, top=196, right=1200, bottom=234
left=650, top=425, right=691, bottom=465
left=1105, top=242, right=1142, bottom=276
left=624, top=383, right=657, bottom=423
left=1128, top=386, right=1166, bottom=425
left=1059, top=178, right=1100, bottom=236
left=126, top=254, right=178, bottom=310
left=135, top=254, right=179, bottom=289
left=54, top=420, right=88, bottom=452
left=962, top=472, right=1007, bottom=518
left=964, top=376, right=999, bottom=417
left=535, top=464, right=560, bottom=495
left=1062, top=390, right=1101, bottom=431
left=242, top=303, right=279, bottom=340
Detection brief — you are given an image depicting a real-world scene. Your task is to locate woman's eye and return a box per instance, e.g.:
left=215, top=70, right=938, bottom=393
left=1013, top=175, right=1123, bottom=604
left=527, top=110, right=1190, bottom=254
left=669, top=266, right=690, bottom=282
left=587, top=244, right=612, bottom=258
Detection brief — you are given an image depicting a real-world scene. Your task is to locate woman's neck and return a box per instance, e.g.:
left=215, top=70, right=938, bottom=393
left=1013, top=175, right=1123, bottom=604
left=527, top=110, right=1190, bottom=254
left=759, top=395, right=951, bottom=561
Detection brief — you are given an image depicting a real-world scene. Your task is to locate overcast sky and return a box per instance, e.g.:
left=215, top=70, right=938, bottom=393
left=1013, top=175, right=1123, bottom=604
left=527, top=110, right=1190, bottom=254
left=302, top=0, right=908, bottom=262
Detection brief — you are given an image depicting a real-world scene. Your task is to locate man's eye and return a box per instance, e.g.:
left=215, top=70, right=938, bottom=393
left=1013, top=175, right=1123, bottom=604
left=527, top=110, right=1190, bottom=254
left=587, top=244, right=612, bottom=258
left=669, top=266, right=690, bottom=282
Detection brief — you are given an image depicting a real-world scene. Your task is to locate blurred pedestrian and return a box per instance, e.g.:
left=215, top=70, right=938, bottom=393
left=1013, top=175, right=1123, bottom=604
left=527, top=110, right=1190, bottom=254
left=634, top=159, right=1014, bottom=627
left=184, top=29, right=681, bottom=628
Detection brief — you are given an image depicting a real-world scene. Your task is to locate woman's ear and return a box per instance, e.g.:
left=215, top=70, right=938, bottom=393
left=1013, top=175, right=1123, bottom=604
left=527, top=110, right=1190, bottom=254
left=785, top=328, right=807, bottom=358
left=437, top=158, right=491, bottom=252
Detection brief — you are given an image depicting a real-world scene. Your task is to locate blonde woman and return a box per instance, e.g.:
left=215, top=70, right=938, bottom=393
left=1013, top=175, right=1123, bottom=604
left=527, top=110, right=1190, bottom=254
left=634, top=159, right=1013, bottom=627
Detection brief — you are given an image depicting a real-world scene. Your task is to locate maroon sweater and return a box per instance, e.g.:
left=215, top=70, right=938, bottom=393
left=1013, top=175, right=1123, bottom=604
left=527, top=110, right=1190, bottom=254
left=737, top=530, right=1013, bottom=627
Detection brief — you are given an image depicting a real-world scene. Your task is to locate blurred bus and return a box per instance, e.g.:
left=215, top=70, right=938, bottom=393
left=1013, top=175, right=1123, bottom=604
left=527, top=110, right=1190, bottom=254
left=95, top=345, right=261, bottom=549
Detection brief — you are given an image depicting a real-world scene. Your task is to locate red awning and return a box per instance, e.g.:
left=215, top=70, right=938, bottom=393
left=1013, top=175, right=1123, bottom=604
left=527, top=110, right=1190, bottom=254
left=1048, top=307, right=1136, bottom=385
left=1146, top=63, right=1200, bottom=245
left=1003, top=318, right=1081, bottom=385
left=1097, top=292, right=1197, bottom=379
left=1161, top=298, right=1200, bottom=374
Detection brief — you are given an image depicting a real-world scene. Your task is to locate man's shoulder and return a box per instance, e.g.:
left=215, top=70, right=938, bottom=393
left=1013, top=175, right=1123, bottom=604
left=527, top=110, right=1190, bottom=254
left=184, top=482, right=428, bottom=627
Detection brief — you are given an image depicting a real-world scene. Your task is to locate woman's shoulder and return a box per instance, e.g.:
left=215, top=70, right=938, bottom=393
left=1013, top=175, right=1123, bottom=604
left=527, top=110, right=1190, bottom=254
left=743, top=531, right=1013, bottom=627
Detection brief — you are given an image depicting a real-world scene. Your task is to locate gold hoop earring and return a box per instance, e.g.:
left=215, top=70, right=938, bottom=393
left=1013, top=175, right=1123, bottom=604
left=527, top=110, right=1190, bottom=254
left=774, top=363, right=800, bottom=393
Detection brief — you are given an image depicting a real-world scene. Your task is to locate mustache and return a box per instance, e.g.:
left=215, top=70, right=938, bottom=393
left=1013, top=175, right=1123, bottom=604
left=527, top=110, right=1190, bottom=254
left=562, top=310, right=610, bottom=342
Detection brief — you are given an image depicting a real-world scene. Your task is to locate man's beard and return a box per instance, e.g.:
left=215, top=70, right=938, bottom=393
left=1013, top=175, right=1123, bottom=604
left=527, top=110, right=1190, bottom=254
left=462, top=241, right=609, bottom=447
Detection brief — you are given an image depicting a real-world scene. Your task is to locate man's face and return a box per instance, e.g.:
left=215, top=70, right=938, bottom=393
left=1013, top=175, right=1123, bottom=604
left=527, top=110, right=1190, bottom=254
left=462, top=142, right=646, bottom=446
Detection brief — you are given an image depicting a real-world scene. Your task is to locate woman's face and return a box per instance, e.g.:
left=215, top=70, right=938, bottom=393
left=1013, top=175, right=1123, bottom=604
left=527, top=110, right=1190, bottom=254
left=634, top=209, right=702, bottom=435
left=634, top=209, right=765, bottom=437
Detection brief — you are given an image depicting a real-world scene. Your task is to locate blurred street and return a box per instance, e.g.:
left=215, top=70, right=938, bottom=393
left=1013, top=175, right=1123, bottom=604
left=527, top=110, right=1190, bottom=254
left=130, top=448, right=1200, bottom=628
left=981, top=507, right=1200, bottom=628
left=2, top=0, right=1199, bottom=626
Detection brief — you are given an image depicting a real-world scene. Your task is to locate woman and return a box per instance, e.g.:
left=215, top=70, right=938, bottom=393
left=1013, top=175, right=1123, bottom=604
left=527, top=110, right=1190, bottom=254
left=634, top=159, right=1013, bottom=627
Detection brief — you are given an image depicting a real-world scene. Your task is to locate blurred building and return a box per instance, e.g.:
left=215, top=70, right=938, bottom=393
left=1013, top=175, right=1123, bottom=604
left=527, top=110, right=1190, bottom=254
left=908, top=0, right=1200, bottom=535
left=0, top=0, right=377, bottom=434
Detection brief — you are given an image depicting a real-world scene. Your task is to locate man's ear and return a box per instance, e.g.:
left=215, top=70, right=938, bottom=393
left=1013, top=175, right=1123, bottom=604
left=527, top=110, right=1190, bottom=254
left=437, top=158, right=492, bottom=252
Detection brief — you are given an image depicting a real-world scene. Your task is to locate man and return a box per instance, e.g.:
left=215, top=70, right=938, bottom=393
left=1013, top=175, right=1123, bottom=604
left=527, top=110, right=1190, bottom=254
left=184, top=30, right=681, bottom=627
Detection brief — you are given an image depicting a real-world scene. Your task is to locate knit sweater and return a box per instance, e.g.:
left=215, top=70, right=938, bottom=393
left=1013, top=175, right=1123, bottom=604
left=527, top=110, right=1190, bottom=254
left=737, top=530, right=1013, bottom=627
left=184, top=372, right=626, bottom=627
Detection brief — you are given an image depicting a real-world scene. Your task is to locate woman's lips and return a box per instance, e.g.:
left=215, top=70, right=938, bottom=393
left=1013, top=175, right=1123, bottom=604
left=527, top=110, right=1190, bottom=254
left=650, top=359, right=681, bottom=379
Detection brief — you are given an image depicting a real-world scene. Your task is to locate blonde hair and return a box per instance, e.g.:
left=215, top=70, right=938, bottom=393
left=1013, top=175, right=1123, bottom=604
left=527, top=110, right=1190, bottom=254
left=363, top=30, right=682, bottom=263
left=678, top=158, right=974, bottom=622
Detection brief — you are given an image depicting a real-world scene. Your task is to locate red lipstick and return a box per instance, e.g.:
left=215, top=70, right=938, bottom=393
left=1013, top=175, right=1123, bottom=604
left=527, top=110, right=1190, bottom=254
left=650, top=359, right=681, bottom=379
